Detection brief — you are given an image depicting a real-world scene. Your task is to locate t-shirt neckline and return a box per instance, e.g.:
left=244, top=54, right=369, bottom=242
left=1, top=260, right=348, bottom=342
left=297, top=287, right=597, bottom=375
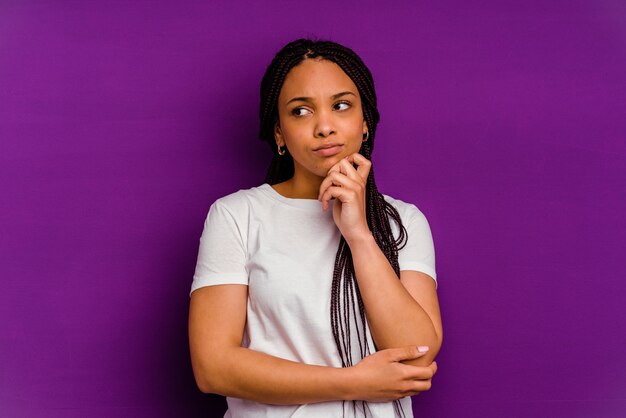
left=258, top=183, right=332, bottom=212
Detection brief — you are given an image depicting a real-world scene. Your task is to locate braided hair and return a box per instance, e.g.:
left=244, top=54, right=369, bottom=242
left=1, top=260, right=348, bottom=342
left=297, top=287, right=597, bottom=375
left=258, top=39, right=408, bottom=417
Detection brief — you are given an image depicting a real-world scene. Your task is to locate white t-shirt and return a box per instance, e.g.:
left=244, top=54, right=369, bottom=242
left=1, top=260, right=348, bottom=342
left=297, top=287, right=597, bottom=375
left=191, top=183, right=437, bottom=418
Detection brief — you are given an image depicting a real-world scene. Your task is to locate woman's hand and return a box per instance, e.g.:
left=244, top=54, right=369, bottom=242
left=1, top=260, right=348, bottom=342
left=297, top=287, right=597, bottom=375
left=318, top=153, right=372, bottom=243
left=347, top=346, right=438, bottom=402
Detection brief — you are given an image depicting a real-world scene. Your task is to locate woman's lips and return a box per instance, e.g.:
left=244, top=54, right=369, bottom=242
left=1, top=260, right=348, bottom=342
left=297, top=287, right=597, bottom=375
left=313, top=145, right=344, bottom=157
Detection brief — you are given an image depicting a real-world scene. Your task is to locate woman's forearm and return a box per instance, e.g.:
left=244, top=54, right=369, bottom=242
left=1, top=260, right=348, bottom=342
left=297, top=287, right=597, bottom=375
left=347, top=233, right=441, bottom=364
left=190, top=285, right=357, bottom=404
left=195, top=346, right=355, bottom=404
left=194, top=344, right=437, bottom=405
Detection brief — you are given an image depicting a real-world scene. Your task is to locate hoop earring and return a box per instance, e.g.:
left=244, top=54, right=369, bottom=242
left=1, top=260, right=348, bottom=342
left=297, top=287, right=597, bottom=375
left=363, top=130, right=369, bottom=142
left=277, top=144, right=286, bottom=156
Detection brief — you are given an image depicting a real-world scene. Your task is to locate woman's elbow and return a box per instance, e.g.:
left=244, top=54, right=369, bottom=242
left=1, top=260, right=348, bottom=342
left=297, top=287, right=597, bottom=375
left=192, top=363, right=215, bottom=394
left=434, top=326, right=443, bottom=349
left=417, top=328, right=443, bottom=363
left=426, top=329, right=443, bottom=362
left=191, top=357, right=225, bottom=395
left=195, top=380, right=213, bottom=394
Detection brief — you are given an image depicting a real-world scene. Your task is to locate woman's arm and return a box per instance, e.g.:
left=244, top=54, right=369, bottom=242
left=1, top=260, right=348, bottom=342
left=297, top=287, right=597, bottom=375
left=189, top=284, right=437, bottom=404
left=318, top=154, right=443, bottom=366
left=348, top=237, right=442, bottom=366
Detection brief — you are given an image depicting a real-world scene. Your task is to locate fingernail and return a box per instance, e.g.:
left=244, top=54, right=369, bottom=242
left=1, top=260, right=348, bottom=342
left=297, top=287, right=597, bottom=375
left=417, top=346, right=429, bottom=353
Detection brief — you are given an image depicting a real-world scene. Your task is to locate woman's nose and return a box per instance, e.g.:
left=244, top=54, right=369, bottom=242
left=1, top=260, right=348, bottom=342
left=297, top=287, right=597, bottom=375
left=314, top=109, right=336, bottom=138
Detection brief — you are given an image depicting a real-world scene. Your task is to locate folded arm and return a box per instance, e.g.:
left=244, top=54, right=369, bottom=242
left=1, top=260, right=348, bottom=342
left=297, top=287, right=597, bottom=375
left=188, top=284, right=436, bottom=404
left=348, top=233, right=443, bottom=366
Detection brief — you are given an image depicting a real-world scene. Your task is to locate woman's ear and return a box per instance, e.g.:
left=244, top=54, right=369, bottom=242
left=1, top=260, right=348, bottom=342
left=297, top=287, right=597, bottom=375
left=362, top=121, right=368, bottom=136
left=274, top=122, right=285, bottom=147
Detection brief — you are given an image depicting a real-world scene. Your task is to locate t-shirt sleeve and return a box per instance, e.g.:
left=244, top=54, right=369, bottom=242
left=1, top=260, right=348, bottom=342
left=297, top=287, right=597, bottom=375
left=398, top=206, right=438, bottom=288
left=190, top=200, right=248, bottom=296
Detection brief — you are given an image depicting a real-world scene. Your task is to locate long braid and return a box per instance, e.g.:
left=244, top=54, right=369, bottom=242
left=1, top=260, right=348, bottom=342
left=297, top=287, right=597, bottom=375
left=259, top=39, right=408, bottom=418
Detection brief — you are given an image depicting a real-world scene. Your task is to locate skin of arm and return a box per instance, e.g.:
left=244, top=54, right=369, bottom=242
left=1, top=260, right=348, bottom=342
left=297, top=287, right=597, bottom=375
left=318, top=154, right=443, bottom=366
left=189, top=284, right=437, bottom=404
left=349, top=237, right=443, bottom=366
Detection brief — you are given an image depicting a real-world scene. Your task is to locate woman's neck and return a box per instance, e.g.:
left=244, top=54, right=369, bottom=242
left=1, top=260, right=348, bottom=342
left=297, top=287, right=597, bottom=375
left=271, top=171, right=323, bottom=200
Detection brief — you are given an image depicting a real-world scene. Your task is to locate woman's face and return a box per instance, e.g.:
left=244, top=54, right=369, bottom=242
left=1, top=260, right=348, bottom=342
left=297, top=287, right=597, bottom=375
left=274, top=58, right=367, bottom=179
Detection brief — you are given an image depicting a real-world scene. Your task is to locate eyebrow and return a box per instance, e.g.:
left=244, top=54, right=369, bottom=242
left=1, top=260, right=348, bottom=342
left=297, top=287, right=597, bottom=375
left=286, top=91, right=357, bottom=105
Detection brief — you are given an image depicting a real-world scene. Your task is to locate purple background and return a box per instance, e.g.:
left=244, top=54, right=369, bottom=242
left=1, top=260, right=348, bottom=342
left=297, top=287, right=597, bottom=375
left=1, top=1, right=625, bottom=417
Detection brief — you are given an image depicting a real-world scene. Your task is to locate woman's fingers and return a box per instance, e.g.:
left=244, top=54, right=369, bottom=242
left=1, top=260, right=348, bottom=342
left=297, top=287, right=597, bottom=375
left=385, top=346, right=438, bottom=382
left=430, top=361, right=438, bottom=375
left=336, top=155, right=370, bottom=183
left=318, top=163, right=361, bottom=211
left=352, top=346, right=438, bottom=402
left=325, top=153, right=370, bottom=185
left=386, top=345, right=430, bottom=363
left=320, top=158, right=362, bottom=192
left=317, top=154, right=372, bottom=239
left=318, top=186, right=357, bottom=211
left=318, top=170, right=360, bottom=199
left=346, top=153, right=372, bottom=181
left=407, top=379, right=433, bottom=395
left=318, top=154, right=369, bottom=208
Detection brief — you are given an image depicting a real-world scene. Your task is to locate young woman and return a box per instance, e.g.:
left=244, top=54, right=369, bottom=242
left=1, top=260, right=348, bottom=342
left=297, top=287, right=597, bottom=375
left=189, top=38, right=442, bottom=418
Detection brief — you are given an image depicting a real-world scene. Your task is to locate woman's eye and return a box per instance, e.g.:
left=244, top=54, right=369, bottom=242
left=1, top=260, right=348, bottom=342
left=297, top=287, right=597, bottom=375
left=334, top=101, right=351, bottom=111
left=292, top=107, right=311, bottom=116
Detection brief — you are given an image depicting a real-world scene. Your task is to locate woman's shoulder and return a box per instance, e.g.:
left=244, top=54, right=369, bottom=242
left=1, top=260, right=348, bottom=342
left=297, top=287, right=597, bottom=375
left=211, top=184, right=269, bottom=205
left=209, top=183, right=272, bottom=213
left=212, top=183, right=267, bottom=202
